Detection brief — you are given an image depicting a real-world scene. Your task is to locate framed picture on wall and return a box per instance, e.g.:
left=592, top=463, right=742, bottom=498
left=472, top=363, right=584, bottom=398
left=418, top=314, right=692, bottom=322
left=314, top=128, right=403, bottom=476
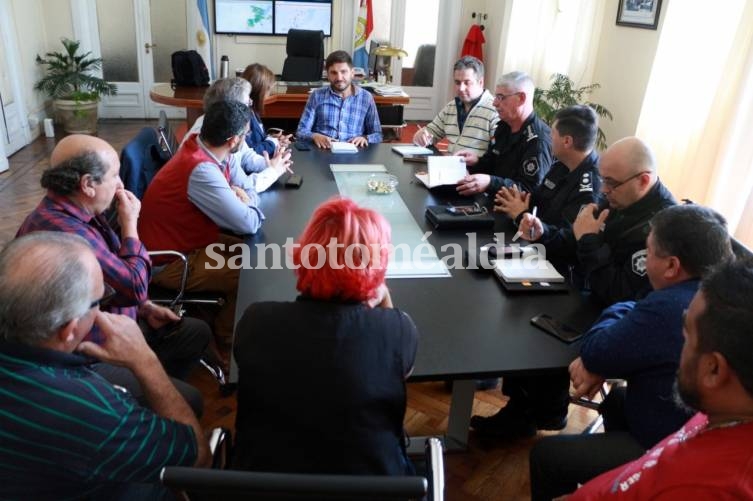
left=616, top=0, right=663, bottom=30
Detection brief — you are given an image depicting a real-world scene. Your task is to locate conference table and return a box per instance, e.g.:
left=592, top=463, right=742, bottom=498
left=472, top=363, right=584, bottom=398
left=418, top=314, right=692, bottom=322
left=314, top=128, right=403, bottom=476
left=150, top=82, right=410, bottom=126
left=230, top=144, right=601, bottom=451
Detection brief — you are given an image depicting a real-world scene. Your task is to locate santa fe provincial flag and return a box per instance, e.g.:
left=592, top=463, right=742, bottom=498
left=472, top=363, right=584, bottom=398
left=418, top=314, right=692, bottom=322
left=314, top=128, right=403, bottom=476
left=353, top=0, right=373, bottom=71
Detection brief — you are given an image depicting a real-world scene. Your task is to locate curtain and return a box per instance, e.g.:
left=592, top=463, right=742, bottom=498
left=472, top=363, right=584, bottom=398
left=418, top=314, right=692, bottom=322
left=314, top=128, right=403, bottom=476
left=636, top=0, right=753, bottom=247
left=499, top=0, right=605, bottom=88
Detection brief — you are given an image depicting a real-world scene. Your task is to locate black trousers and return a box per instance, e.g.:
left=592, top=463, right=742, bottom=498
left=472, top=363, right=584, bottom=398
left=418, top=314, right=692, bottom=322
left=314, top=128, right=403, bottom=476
left=501, top=369, right=571, bottom=421
left=528, top=387, right=646, bottom=501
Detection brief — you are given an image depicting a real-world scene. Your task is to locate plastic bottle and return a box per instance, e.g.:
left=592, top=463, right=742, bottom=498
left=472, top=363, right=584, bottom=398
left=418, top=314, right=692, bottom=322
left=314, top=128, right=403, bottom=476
left=220, top=55, right=229, bottom=79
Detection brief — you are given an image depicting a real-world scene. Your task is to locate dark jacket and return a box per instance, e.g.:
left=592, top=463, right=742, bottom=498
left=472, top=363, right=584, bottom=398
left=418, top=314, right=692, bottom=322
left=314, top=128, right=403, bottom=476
left=244, top=111, right=277, bottom=156
left=577, top=180, right=676, bottom=305
left=469, top=112, right=553, bottom=194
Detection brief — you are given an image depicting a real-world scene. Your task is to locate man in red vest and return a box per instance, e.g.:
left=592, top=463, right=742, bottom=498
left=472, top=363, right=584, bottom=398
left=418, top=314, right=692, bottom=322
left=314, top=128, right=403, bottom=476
left=140, top=100, right=262, bottom=361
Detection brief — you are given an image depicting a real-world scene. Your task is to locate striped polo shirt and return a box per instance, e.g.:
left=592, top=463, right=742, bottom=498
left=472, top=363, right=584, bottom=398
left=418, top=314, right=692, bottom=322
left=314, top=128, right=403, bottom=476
left=424, top=89, right=499, bottom=156
left=0, top=341, right=197, bottom=500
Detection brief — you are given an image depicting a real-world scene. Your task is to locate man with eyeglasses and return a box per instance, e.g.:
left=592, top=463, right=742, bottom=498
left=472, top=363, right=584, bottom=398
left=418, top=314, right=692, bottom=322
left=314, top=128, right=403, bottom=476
left=412, top=56, right=499, bottom=156
left=140, top=100, right=261, bottom=362
left=17, top=134, right=209, bottom=415
left=454, top=71, right=553, bottom=197
left=0, top=232, right=210, bottom=499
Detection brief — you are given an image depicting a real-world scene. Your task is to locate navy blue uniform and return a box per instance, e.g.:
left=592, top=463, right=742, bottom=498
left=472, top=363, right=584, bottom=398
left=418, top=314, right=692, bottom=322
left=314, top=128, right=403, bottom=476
left=469, top=112, right=553, bottom=194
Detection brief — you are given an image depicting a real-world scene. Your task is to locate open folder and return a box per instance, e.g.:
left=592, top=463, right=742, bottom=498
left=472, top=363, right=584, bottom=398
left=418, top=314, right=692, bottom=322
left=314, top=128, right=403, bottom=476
left=493, top=257, right=565, bottom=283
left=414, top=156, right=467, bottom=188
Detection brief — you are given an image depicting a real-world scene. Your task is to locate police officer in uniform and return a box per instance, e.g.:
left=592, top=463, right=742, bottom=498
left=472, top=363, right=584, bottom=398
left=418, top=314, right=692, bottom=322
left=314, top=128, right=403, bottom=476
left=496, top=104, right=601, bottom=265
left=455, top=71, right=553, bottom=197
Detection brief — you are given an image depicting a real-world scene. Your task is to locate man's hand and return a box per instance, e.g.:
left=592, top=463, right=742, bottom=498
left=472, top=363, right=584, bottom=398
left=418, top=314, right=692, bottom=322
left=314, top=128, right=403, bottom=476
left=115, top=189, right=141, bottom=238
left=312, top=133, right=333, bottom=149
left=413, top=127, right=433, bottom=147
left=456, top=174, right=491, bottom=196
left=265, top=148, right=293, bottom=175
left=271, top=132, right=293, bottom=149
left=569, top=357, right=605, bottom=400
left=77, top=311, right=157, bottom=369
left=573, top=203, right=610, bottom=241
left=518, top=212, right=544, bottom=241
left=348, top=136, right=369, bottom=148
left=139, top=301, right=181, bottom=330
left=231, top=185, right=251, bottom=205
left=454, top=150, right=479, bottom=167
left=494, top=186, right=530, bottom=219
left=365, top=283, right=393, bottom=309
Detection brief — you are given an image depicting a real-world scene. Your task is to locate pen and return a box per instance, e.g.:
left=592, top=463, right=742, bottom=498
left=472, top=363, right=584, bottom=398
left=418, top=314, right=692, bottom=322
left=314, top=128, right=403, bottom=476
left=530, top=206, right=538, bottom=240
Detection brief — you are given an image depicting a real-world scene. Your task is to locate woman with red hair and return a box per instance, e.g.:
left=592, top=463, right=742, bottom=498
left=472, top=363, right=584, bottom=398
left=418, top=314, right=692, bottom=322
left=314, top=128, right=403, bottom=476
left=233, top=197, right=418, bottom=475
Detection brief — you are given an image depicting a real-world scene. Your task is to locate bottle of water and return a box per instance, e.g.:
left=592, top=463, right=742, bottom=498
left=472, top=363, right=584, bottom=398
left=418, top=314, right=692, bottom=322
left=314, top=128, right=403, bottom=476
left=220, top=55, right=229, bottom=79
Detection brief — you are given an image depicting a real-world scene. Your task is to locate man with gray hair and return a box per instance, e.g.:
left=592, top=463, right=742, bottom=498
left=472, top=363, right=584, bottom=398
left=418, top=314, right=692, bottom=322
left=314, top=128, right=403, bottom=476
left=184, top=77, right=292, bottom=192
left=412, top=56, right=498, bottom=156
left=0, top=232, right=209, bottom=499
left=456, top=70, right=553, bottom=196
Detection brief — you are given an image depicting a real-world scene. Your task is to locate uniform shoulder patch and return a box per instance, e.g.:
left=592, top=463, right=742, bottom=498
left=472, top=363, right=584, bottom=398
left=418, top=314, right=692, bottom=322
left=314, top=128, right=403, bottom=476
left=525, top=125, right=538, bottom=142
left=523, top=157, right=539, bottom=176
left=579, top=172, right=593, bottom=192
left=631, top=249, right=648, bottom=277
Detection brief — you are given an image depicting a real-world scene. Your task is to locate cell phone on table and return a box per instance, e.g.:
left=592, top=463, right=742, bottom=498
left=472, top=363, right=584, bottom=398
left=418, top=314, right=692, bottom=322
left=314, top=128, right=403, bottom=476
left=530, top=314, right=583, bottom=343
left=285, top=174, right=303, bottom=188
left=294, top=141, right=311, bottom=151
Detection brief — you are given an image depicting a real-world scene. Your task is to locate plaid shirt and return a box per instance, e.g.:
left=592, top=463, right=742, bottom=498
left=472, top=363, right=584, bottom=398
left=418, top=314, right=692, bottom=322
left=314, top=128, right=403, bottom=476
left=16, top=193, right=151, bottom=343
left=296, top=84, right=383, bottom=144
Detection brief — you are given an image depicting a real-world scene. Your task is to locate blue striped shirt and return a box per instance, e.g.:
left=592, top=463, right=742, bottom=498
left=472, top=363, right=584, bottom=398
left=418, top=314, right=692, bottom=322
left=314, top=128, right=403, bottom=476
left=0, top=341, right=197, bottom=500
left=296, top=85, right=383, bottom=144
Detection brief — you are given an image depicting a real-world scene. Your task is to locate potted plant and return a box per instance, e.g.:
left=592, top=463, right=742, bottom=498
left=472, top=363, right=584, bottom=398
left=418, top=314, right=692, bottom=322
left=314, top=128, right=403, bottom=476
left=34, top=38, right=117, bottom=135
left=533, top=73, right=612, bottom=150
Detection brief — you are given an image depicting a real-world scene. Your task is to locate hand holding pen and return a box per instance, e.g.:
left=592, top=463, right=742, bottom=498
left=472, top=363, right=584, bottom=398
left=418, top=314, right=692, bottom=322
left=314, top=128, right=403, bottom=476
left=512, top=206, right=543, bottom=242
left=413, top=125, right=433, bottom=147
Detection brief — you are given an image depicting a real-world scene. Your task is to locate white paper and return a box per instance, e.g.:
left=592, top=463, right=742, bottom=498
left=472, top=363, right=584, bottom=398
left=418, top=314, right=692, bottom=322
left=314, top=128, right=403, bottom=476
left=415, top=156, right=467, bottom=188
left=392, top=145, right=433, bottom=156
left=330, top=141, right=359, bottom=154
left=493, top=258, right=565, bottom=283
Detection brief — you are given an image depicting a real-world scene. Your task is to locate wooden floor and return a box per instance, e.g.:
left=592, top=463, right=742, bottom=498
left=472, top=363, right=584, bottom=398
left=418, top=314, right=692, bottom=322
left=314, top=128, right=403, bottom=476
left=0, top=120, right=598, bottom=501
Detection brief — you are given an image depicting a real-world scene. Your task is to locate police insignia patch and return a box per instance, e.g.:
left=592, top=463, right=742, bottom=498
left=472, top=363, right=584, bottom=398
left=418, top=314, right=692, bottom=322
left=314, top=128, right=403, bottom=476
left=523, top=157, right=539, bottom=176
left=631, top=249, right=648, bottom=276
left=525, top=125, right=538, bottom=142
left=544, top=179, right=556, bottom=189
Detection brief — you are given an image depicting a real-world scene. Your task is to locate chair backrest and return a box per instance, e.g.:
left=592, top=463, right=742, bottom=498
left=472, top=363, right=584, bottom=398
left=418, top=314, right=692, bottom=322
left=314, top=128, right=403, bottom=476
left=119, top=127, right=169, bottom=199
left=412, top=44, right=436, bottom=87
left=282, top=29, right=324, bottom=82
left=160, top=467, right=428, bottom=500
left=158, top=110, right=179, bottom=158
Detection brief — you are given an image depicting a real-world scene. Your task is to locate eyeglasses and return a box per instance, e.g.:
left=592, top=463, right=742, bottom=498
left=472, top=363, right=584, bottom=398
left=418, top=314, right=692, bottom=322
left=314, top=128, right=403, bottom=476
left=600, top=171, right=651, bottom=191
left=493, top=92, right=520, bottom=102
left=89, top=283, right=116, bottom=310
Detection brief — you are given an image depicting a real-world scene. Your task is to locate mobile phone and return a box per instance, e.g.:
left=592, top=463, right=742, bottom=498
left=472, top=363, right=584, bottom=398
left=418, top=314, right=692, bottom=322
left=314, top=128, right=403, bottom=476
left=267, top=127, right=284, bottom=136
left=294, top=142, right=311, bottom=151
left=285, top=174, right=303, bottom=188
left=530, top=314, right=584, bottom=343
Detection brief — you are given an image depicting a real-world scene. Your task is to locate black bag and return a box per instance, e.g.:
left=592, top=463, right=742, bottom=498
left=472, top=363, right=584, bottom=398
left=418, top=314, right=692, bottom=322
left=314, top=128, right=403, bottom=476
left=425, top=204, right=495, bottom=230
left=171, top=50, right=210, bottom=87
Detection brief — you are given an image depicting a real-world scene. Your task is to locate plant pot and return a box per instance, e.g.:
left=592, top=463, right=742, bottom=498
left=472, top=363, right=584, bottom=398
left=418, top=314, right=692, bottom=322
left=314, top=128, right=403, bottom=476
left=54, top=98, right=99, bottom=134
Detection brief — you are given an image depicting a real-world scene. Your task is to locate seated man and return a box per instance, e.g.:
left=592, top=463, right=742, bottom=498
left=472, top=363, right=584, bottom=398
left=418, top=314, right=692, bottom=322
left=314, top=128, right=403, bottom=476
left=529, top=205, right=733, bottom=501
left=563, top=258, right=753, bottom=500
left=185, top=77, right=292, bottom=192
left=455, top=71, right=553, bottom=196
left=495, top=104, right=600, bottom=265
left=0, top=232, right=209, bottom=499
left=16, top=134, right=208, bottom=412
left=296, top=50, right=382, bottom=149
left=413, top=56, right=498, bottom=156
left=139, top=100, right=260, bottom=357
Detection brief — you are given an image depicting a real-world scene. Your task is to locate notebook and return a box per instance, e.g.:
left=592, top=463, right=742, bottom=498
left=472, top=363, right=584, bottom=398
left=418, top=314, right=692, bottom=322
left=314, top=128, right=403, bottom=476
left=493, top=257, right=565, bottom=283
left=392, top=145, right=433, bottom=156
left=414, top=156, right=467, bottom=188
left=330, top=142, right=358, bottom=154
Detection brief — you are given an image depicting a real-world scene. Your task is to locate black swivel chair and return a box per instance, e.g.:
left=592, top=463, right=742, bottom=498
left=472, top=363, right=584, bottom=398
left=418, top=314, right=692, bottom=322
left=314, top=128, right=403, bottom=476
left=412, top=44, right=436, bottom=87
left=281, top=29, right=325, bottom=82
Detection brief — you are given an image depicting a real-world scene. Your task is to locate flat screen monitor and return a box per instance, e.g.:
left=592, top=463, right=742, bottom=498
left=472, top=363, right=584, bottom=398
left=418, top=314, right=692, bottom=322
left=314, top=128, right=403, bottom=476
left=214, top=0, right=332, bottom=36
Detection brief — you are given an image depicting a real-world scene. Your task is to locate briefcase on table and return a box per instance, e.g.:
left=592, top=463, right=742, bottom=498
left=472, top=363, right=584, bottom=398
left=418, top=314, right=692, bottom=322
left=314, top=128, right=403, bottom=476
left=425, top=203, right=494, bottom=230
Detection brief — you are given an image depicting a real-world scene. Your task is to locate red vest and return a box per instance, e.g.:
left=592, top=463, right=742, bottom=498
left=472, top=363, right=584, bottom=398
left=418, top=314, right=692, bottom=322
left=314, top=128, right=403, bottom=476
left=139, top=134, right=230, bottom=255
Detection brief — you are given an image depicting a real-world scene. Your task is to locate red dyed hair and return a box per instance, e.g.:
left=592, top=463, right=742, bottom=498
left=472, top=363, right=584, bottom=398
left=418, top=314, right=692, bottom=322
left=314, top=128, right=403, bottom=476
left=293, top=197, right=391, bottom=302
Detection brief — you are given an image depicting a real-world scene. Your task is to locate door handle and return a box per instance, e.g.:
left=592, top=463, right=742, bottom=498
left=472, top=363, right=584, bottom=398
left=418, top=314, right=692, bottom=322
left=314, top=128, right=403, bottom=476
left=145, top=42, right=157, bottom=54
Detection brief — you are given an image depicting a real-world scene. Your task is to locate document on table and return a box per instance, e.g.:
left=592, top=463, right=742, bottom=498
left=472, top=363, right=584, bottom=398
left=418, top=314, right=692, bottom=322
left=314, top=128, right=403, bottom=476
left=414, top=156, right=467, bottom=188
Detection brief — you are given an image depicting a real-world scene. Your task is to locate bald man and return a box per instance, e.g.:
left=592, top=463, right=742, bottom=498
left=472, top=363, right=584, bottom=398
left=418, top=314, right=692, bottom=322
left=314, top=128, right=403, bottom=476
left=16, top=134, right=210, bottom=414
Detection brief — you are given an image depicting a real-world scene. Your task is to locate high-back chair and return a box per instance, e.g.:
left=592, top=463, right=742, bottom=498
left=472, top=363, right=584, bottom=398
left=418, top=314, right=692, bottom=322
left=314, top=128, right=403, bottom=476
left=281, top=29, right=325, bottom=82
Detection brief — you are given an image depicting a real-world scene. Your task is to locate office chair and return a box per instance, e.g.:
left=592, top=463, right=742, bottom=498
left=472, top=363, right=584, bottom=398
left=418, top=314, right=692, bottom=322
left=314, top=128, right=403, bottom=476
left=412, top=45, right=436, bottom=87
left=161, top=437, right=444, bottom=501
left=281, top=29, right=325, bottom=82
left=157, top=110, right=179, bottom=158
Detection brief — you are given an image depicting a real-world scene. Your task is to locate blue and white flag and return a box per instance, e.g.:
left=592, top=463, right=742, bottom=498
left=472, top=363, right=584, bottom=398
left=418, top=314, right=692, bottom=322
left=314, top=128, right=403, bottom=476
left=188, top=0, right=213, bottom=79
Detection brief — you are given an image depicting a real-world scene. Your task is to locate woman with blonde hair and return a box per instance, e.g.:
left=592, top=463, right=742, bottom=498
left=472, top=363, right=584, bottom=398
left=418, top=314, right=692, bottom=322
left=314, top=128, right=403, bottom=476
left=233, top=197, right=418, bottom=475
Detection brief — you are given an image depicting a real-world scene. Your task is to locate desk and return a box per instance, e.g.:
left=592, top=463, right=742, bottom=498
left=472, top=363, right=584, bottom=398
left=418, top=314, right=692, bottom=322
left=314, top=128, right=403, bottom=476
left=149, top=83, right=410, bottom=125
left=231, top=144, right=599, bottom=450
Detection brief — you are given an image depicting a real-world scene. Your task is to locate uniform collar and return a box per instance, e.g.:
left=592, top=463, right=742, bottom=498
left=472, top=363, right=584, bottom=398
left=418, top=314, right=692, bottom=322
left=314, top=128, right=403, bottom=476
left=620, top=179, right=672, bottom=218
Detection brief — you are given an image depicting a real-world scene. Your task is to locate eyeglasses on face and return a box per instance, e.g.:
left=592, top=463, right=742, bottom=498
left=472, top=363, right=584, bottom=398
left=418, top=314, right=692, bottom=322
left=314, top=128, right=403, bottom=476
left=493, top=92, right=520, bottom=102
left=90, top=282, right=116, bottom=310
left=600, top=171, right=651, bottom=191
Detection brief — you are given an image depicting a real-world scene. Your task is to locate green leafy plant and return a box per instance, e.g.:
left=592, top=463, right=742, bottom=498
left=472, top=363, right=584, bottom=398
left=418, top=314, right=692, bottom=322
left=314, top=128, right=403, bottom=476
left=34, top=38, right=117, bottom=101
left=533, top=73, right=612, bottom=150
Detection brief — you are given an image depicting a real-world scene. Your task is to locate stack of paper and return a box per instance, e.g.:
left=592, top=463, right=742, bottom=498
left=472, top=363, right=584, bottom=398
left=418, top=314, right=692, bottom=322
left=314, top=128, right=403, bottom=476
left=493, top=258, right=565, bottom=283
left=373, top=85, right=404, bottom=96
left=330, top=142, right=358, bottom=154
left=392, top=145, right=433, bottom=156
left=414, top=156, right=467, bottom=188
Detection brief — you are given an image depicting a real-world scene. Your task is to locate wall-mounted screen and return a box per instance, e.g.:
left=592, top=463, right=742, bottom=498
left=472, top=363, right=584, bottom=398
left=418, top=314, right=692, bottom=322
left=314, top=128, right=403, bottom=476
left=214, top=0, right=332, bottom=36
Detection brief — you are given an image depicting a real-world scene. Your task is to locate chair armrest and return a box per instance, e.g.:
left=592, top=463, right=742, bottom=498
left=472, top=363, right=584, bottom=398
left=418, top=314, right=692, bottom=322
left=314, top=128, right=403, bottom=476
left=425, top=437, right=444, bottom=501
left=208, top=427, right=232, bottom=470
left=148, top=250, right=189, bottom=307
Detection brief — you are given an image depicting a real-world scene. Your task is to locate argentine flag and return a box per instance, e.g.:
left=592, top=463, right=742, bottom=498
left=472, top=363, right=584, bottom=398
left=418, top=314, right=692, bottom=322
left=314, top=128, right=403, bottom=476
left=188, top=0, right=213, bottom=79
left=353, top=0, right=373, bottom=72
